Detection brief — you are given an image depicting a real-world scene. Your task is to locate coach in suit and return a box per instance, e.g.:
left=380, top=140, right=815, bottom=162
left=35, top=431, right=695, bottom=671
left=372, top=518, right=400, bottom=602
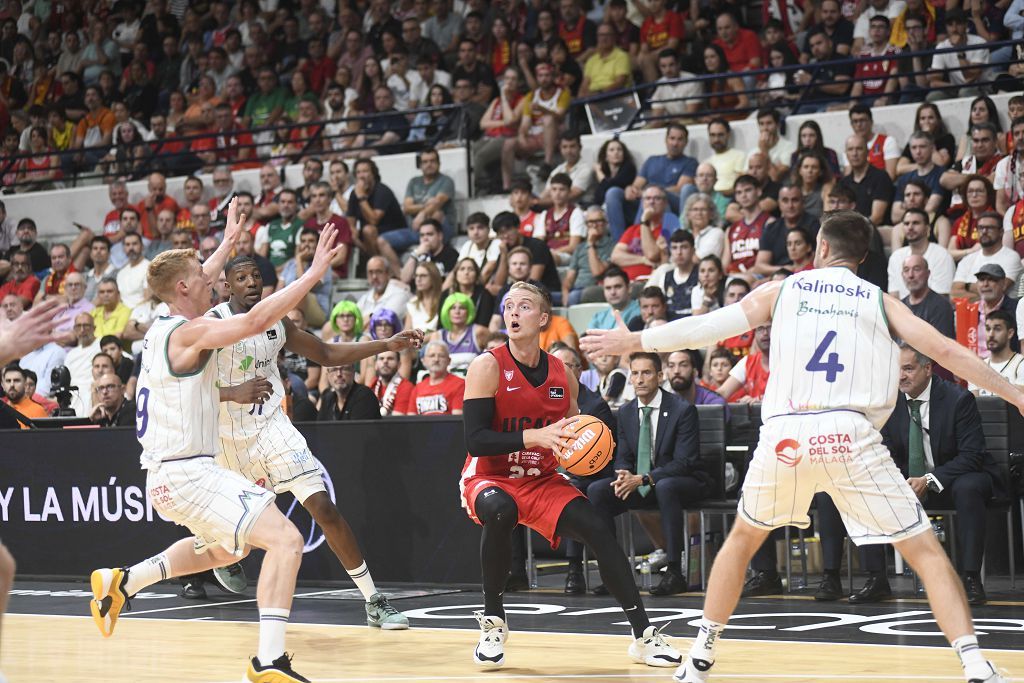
left=587, top=352, right=710, bottom=596
left=875, top=345, right=1004, bottom=604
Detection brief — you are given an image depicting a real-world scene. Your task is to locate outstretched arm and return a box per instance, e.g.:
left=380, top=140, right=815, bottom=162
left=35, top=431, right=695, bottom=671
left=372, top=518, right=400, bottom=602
left=581, top=281, right=781, bottom=357
left=282, top=316, right=424, bottom=366
left=202, top=196, right=244, bottom=281
left=884, top=293, right=1024, bottom=413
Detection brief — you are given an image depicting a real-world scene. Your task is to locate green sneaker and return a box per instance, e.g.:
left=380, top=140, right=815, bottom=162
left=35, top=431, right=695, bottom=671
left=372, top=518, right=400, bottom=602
left=212, top=563, right=247, bottom=594
left=366, top=593, right=409, bottom=630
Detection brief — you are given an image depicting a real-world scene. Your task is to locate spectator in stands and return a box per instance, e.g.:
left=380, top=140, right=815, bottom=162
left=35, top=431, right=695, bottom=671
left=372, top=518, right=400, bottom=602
left=692, top=163, right=730, bottom=218
left=667, top=348, right=727, bottom=410
left=730, top=154, right=780, bottom=222
left=2, top=364, right=48, bottom=427
left=500, top=62, right=569, bottom=191
left=318, top=363, right=382, bottom=420
left=848, top=15, right=900, bottom=108
left=400, top=148, right=456, bottom=244
left=347, top=158, right=406, bottom=266
left=423, top=0, right=463, bottom=62
left=647, top=50, right=699, bottom=127
left=784, top=227, right=815, bottom=272
left=941, top=176, right=997, bottom=262
left=636, top=0, right=684, bottom=84
left=789, top=120, right=841, bottom=177
left=242, top=67, right=286, bottom=137
left=174, top=177, right=205, bottom=232
left=880, top=344, right=1004, bottom=605
left=400, top=219, right=459, bottom=283
left=0, top=252, right=40, bottom=308
left=368, top=350, right=413, bottom=415
left=411, top=55, right=453, bottom=112
left=847, top=105, right=900, bottom=180
left=893, top=12, right=933, bottom=103
left=928, top=9, right=989, bottom=101
left=534, top=173, right=586, bottom=265
left=950, top=214, right=1024, bottom=301
left=276, top=230, right=332, bottom=331
left=475, top=67, right=524, bottom=195
left=714, top=11, right=763, bottom=77
left=649, top=230, right=699, bottom=319
left=967, top=264, right=1021, bottom=360
left=901, top=254, right=955, bottom=338
left=91, top=277, right=132, bottom=339
left=1005, top=195, right=1024, bottom=259
left=145, top=210, right=177, bottom=260
left=193, top=103, right=256, bottom=170
left=115, top=233, right=150, bottom=309
left=592, top=139, right=637, bottom=210
left=899, top=103, right=956, bottom=174
left=353, top=86, right=412, bottom=155
left=802, top=0, right=854, bottom=58
left=52, top=273, right=93, bottom=347
left=405, top=261, right=443, bottom=333
left=896, top=132, right=947, bottom=218
left=706, top=119, right=746, bottom=198
left=443, top=257, right=497, bottom=326
left=407, top=340, right=465, bottom=415
left=358, top=256, right=412, bottom=321
left=626, top=286, right=669, bottom=331
left=402, top=17, right=442, bottom=69
left=89, top=371, right=135, bottom=426
left=994, top=117, right=1024, bottom=216
left=589, top=266, right=640, bottom=330
left=839, top=136, right=895, bottom=229
left=791, top=151, right=834, bottom=221
left=63, top=312, right=102, bottom=415
left=454, top=213, right=503, bottom=293
left=494, top=211, right=562, bottom=296
left=6, top=219, right=50, bottom=273
left=794, top=28, right=853, bottom=113
left=691, top=255, right=726, bottom=316
left=541, top=133, right=594, bottom=207
left=18, top=331, right=66, bottom=397
left=968, top=310, right=1024, bottom=395
left=607, top=124, right=696, bottom=239
left=716, top=323, right=771, bottom=403
left=889, top=209, right=955, bottom=298
left=725, top=175, right=772, bottom=280
left=704, top=346, right=737, bottom=396
left=259, top=189, right=303, bottom=270
left=579, top=23, right=631, bottom=97
left=612, top=186, right=670, bottom=282
left=956, top=98, right=1004, bottom=161
left=749, top=108, right=796, bottom=182
left=71, top=86, right=115, bottom=174
left=432, top=292, right=488, bottom=374
left=136, top=172, right=179, bottom=240
left=451, top=38, right=496, bottom=106
left=302, top=182, right=353, bottom=279
left=943, top=123, right=1003, bottom=213
left=563, top=207, right=614, bottom=306
left=696, top=44, right=749, bottom=122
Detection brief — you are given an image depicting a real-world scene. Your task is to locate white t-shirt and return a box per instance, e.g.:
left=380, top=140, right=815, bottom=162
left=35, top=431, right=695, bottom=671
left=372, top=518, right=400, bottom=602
left=128, top=300, right=169, bottom=355
left=694, top=226, right=726, bottom=260
left=931, top=35, right=989, bottom=86
left=544, top=160, right=595, bottom=195
left=650, top=74, right=702, bottom=115
left=994, top=155, right=1024, bottom=207
left=116, top=258, right=152, bottom=309
left=968, top=352, right=1024, bottom=395
left=458, top=238, right=502, bottom=269
left=387, top=70, right=424, bottom=110
left=887, top=243, right=956, bottom=297
left=747, top=137, right=797, bottom=169
left=409, top=71, right=452, bottom=108
left=853, top=0, right=906, bottom=40
left=953, top=247, right=1024, bottom=285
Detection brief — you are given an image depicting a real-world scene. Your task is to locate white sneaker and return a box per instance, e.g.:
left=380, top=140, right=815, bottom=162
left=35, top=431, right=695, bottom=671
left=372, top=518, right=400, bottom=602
left=636, top=548, right=669, bottom=572
left=628, top=625, right=682, bottom=668
left=473, top=611, right=508, bottom=668
left=969, top=662, right=1007, bottom=683
left=673, top=656, right=714, bottom=682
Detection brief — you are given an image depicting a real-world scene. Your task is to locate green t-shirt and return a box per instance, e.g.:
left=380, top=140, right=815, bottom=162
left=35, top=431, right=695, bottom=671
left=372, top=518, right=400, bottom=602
left=244, top=88, right=287, bottom=128
left=266, top=217, right=305, bottom=266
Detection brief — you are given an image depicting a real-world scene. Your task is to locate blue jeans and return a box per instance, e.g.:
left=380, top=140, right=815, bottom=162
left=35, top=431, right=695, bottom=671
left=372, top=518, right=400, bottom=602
left=567, top=288, right=584, bottom=306
left=381, top=220, right=455, bottom=253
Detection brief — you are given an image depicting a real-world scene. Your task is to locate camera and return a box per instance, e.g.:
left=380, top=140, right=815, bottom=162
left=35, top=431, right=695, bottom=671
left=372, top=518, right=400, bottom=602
left=49, top=365, right=78, bottom=417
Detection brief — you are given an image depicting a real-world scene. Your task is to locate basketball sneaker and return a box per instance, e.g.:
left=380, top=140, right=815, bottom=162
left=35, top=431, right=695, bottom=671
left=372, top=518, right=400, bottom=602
left=673, top=656, right=714, bottom=682
left=89, top=567, right=131, bottom=638
left=472, top=611, right=508, bottom=668
left=246, top=653, right=310, bottom=682
left=366, top=593, right=409, bottom=630
left=213, top=562, right=248, bottom=594
left=628, top=625, right=682, bottom=667
left=969, top=662, right=1008, bottom=683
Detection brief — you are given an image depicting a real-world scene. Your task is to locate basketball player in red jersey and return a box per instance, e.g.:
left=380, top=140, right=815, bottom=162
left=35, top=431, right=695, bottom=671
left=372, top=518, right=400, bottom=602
left=459, top=281, right=681, bottom=670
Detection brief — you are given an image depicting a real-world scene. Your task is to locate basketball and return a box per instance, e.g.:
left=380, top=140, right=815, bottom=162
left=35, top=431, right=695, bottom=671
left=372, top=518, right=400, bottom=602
left=562, top=415, right=615, bottom=476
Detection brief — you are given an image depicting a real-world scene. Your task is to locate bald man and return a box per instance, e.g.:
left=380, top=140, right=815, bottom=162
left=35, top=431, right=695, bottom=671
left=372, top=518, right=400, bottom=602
left=64, top=312, right=103, bottom=415
left=54, top=272, right=93, bottom=346
left=901, top=253, right=955, bottom=339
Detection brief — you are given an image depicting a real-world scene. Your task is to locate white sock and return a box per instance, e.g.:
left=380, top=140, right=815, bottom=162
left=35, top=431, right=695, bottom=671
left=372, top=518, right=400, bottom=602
left=689, top=617, right=726, bottom=665
left=124, top=553, right=170, bottom=596
left=346, top=562, right=378, bottom=601
left=952, top=636, right=990, bottom=680
left=257, top=608, right=290, bottom=666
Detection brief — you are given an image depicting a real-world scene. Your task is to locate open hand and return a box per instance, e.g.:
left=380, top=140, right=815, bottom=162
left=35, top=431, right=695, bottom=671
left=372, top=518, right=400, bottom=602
left=222, top=196, right=244, bottom=250
left=0, top=298, right=62, bottom=366
left=310, top=222, right=346, bottom=276
left=581, top=311, right=642, bottom=357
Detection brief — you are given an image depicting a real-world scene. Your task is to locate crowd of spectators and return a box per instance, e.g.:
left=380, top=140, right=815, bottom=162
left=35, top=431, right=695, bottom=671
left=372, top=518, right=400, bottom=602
left=0, top=0, right=1021, bottom=193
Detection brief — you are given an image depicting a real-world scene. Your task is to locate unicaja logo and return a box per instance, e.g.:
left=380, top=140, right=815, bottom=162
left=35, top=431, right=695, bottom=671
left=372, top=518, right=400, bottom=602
left=774, top=439, right=802, bottom=467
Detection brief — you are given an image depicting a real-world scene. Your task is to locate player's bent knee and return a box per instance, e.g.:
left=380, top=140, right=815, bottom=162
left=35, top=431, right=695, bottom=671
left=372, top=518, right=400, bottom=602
left=475, top=487, right=519, bottom=528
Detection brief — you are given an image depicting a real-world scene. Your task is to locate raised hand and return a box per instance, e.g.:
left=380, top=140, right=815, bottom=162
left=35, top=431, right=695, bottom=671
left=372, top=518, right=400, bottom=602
left=0, top=298, right=62, bottom=366
left=580, top=310, right=642, bottom=358
left=309, top=222, right=345, bottom=277
left=222, top=196, right=243, bottom=249
left=386, top=329, right=425, bottom=352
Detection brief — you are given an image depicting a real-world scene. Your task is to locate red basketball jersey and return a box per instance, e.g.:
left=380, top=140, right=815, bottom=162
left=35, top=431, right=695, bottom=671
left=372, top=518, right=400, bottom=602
left=461, top=344, right=570, bottom=480
left=726, top=212, right=770, bottom=273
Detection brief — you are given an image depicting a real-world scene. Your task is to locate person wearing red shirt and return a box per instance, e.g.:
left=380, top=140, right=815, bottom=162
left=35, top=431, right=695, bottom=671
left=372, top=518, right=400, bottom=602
left=713, top=12, right=762, bottom=77
left=303, top=181, right=353, bottom=278
left=407, top=341, right=465, bottom=415
left=135, top=172, right=179, bottom=240
left=175, top=176, right=206, bottom=232
left=300, top=36, right=335, bottom=95
left=610, top=186, right=669, bottom=281
left=639, top=0, right=684, bottom=83
left=556, top=0, right=597, bottom=61
left=715, top=323, right=771, bottom=402
left=725, top=175, right=771, bottom=280
left=0, top=252, right=40, bottom=307
left=35, top=243, right=76, bottom=303
left=191, top=103, right=256, bottom=171
left=369, top=350, right=413, bottom=415
left=100, top=180, right=130, bottom=237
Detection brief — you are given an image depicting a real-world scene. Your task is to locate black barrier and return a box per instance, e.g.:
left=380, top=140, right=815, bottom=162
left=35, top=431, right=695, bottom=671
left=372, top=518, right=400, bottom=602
left=0, top=418, right=483, bottom=583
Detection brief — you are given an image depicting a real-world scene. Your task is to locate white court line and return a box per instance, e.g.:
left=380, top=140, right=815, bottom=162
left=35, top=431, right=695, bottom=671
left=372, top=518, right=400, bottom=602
left=121, top=588, right=345, bottom=615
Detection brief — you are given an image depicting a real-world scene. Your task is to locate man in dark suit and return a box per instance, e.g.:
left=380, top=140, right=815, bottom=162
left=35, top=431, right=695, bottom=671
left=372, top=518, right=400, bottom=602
left=587, top=352, right=709, bottom=595
left=849, top=344, right=1005, bottom=605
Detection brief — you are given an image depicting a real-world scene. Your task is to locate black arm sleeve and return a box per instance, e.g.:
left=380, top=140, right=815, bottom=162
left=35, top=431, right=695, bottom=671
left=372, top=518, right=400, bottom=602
left=464, top=397, right=526, bottom=458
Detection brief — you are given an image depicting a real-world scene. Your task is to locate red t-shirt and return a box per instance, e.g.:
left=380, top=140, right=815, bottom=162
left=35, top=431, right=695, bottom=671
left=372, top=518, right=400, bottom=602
left=617, top=222, right=663, bottom=281
left=640, top=10, right=684, bottom=50
left=0, top=275, right=40, bottom=304
left=558, top=16, right=589, bottom=57
left=136, top=196, right=180, bottom=239
left=713, top=28, right=761, bottom=72
left=190, top=127, right=255, bottom=167
left=853, top=46, right=898, bottom=96
left=411, top=373, right=465, bottom=415
left=372, top=376, right=414, bottom=415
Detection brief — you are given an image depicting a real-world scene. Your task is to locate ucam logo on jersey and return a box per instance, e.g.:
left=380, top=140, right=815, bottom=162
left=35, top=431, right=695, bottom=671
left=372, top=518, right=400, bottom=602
left=774, top=439, right=802, bottom=467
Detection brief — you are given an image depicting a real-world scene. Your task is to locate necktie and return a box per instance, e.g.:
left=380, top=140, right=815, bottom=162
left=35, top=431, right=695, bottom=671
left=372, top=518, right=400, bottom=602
left=907, top=399, right=926, bottom=478
left=637, top=406, right=653, bottom=497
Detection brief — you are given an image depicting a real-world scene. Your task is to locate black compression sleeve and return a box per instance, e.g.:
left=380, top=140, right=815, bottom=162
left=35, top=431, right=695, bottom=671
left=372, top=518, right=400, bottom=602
left=463, top=397, right=526, bottom=457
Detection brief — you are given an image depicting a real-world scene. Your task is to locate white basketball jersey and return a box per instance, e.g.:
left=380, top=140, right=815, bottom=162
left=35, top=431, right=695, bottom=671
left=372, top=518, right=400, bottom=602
left=210, top=302, right=307, bottom=460
left=136, top=315, right=221, bottom=469
left=761, top=267, right=899, bottom=429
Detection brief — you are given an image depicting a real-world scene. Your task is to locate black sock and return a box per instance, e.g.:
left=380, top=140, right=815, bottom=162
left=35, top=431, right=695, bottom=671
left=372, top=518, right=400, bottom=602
left=476, top=487, right=519, bottom=622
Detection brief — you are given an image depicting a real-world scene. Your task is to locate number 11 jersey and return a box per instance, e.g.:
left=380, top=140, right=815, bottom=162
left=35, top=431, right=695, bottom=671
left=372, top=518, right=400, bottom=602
left=762, top=267, right=899, bottom=430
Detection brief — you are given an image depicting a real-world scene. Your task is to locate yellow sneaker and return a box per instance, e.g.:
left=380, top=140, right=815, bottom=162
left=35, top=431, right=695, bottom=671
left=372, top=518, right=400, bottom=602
left=90, top=567, right=129, bottom=637
left=246, top=654, right=311, bottom=682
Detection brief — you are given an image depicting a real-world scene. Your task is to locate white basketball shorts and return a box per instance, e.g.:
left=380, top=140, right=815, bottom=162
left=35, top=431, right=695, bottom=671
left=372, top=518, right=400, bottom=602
left=738, top=411, right=930, bottom=545
left=147, top=456, right=276, bottom=556
left=217, top=443, right=325, bottom=505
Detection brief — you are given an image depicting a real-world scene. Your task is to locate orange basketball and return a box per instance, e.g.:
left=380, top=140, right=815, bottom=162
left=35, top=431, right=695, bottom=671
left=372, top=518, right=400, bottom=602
left=562, top=415, right=615, bottom=476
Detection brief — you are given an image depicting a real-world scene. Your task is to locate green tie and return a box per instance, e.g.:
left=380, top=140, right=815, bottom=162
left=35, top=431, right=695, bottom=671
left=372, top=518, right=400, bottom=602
left=907, top=399, right=926, bottom=478
left=637, top=406, right=653, bottom=497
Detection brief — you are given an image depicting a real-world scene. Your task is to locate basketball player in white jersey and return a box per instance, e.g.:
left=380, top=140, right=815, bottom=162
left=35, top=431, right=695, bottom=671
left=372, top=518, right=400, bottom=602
left=89, top=199, right=345, bottom=683
left=211, top=254, right=423, bottom=629
left=583, top=211, right=1018, bottom=683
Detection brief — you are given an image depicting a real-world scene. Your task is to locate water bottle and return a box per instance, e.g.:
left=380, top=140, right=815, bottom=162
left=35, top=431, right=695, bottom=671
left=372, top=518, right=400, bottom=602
left=640, top=557, right=652, bottom=591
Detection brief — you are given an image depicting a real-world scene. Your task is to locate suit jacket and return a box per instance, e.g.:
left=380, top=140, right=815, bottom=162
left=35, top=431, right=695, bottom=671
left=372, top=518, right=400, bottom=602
left=881, top=377, right=1006, bottom=499
left=615, top=389, right=709, bottom=486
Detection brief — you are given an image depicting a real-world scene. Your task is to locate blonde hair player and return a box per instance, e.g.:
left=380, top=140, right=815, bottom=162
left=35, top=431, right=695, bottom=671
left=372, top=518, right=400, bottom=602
left=460, top=281, right=681, bottom=670
left=211, top=254, right=423, bottom=629
left=583, top=210, right=1015, bottom=683
left=88, top=199, right=346, bottom=683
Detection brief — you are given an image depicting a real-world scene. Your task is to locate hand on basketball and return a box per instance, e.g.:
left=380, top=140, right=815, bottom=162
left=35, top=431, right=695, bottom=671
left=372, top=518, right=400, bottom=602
left=612, top=469, right=642, bottom=499
left=0, top=297, right=61, bottom=366
left=233, top=376, right=273, bottom=404
left=524, top=416, right=579, bottom=458
left=310, top=222, right=345, bottom=276
left=581, top=311, right=643, bottom=358
left=386, top=329, right=425, bottom=351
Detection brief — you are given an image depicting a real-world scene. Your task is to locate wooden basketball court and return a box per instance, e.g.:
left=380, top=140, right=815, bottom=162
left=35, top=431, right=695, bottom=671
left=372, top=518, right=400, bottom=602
left=4, top=579, right=1022, bottom=682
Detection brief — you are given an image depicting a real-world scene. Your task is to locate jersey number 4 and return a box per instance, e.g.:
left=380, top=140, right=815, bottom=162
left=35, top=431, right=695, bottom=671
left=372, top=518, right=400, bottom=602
left=805, top=331, right=845, bottom=383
